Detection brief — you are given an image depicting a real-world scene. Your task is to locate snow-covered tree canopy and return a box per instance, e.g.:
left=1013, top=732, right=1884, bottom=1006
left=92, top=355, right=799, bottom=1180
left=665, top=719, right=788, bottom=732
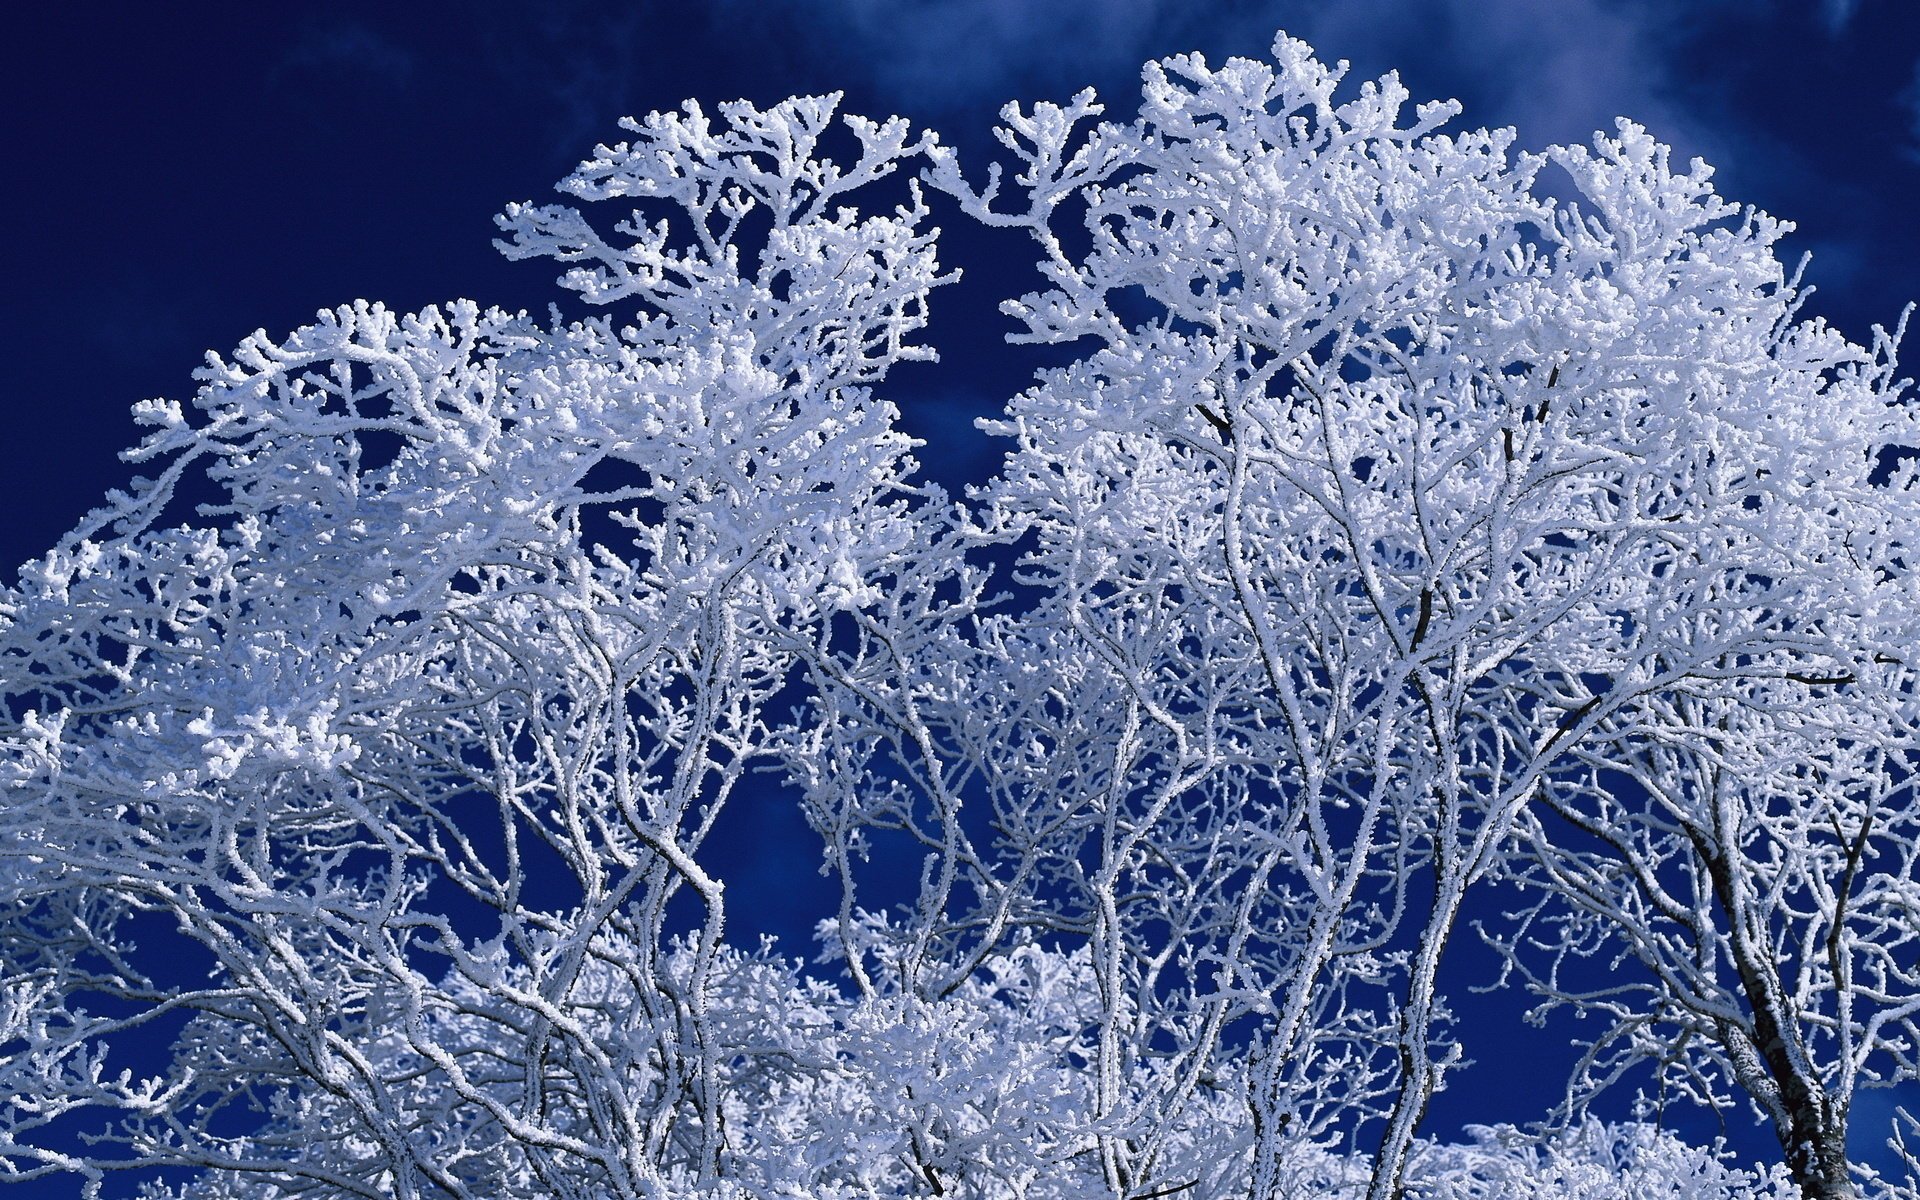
left=2, top=32, right=1916, bottom=1200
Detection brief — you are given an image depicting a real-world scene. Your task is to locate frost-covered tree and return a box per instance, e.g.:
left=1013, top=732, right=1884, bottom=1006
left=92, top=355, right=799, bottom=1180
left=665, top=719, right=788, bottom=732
left=2, top=31, right=1915, bottom=1200
left=926, top=35, right=1919, bottom=1200
left=0, top=95, right=959, bottom=1198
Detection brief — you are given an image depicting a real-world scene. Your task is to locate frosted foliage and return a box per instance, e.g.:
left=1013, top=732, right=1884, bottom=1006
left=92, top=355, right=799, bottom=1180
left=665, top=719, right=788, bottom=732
left=3, top=32, right=1917, bottom=1200
left=929, top=32, right=1918, bottom=1200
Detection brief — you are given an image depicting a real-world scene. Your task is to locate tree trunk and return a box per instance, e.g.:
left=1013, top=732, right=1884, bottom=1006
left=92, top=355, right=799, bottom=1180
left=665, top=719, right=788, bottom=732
left=1694, top=831, right=1857, bottom=1200
left=1365, top=868, right=1467, bottom=1200
left=1777, top=1108, right=1857, bottom=1200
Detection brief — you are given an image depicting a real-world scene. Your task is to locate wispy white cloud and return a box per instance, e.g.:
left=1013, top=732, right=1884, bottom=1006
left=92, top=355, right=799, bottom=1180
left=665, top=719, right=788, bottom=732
left=710, top=0, right=1204, bottom=111
left=718, top=0, right=1729, bottom=160
left=716, top=0, right=1843, bottom=229
left=1901, top=58, right=1920, bottom=161
left=280, top=19, right=416, bottom=88
left=477, top=4, right=649, bottom=170
left=1294, top=0, right=1709, bottom=150
left=1822, top=0, right=1861, bottom=34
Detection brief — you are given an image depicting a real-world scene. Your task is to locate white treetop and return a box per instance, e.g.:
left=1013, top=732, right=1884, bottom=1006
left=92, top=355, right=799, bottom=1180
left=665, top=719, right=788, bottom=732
left=2, top=32, right=1915, bottom=1200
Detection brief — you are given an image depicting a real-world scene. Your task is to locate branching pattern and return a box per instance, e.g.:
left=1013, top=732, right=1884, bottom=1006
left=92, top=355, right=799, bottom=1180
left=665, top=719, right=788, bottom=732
left=2, top=32, right=1915, bottom=1200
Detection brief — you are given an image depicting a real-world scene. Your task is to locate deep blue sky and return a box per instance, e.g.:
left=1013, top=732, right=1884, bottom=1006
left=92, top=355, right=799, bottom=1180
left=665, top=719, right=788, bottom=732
left=5, top=0, right=1919, bottom=1179
left=7, top=1, right=1919, bottom=560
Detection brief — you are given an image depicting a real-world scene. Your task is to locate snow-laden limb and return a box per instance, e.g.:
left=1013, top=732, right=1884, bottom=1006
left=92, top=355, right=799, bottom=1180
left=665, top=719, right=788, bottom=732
left=928, top=29, right=1919, bottom=1200
left=2, top=29, right=1916, bottom=1200
left=0, top=94, right=953, bottom=1198
left=107, top=939, right=1797, bottom=1200
left=1887, top=1106, right=1920, bottom=1198
left=1411, top=1121, right=1797, bottom=1199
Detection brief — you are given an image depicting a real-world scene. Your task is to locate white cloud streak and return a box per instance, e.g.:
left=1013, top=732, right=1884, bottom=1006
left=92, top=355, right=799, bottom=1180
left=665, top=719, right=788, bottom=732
left=280, top=19, right=416, bottom=88
left=723, top=0, right=1737, bottom=162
